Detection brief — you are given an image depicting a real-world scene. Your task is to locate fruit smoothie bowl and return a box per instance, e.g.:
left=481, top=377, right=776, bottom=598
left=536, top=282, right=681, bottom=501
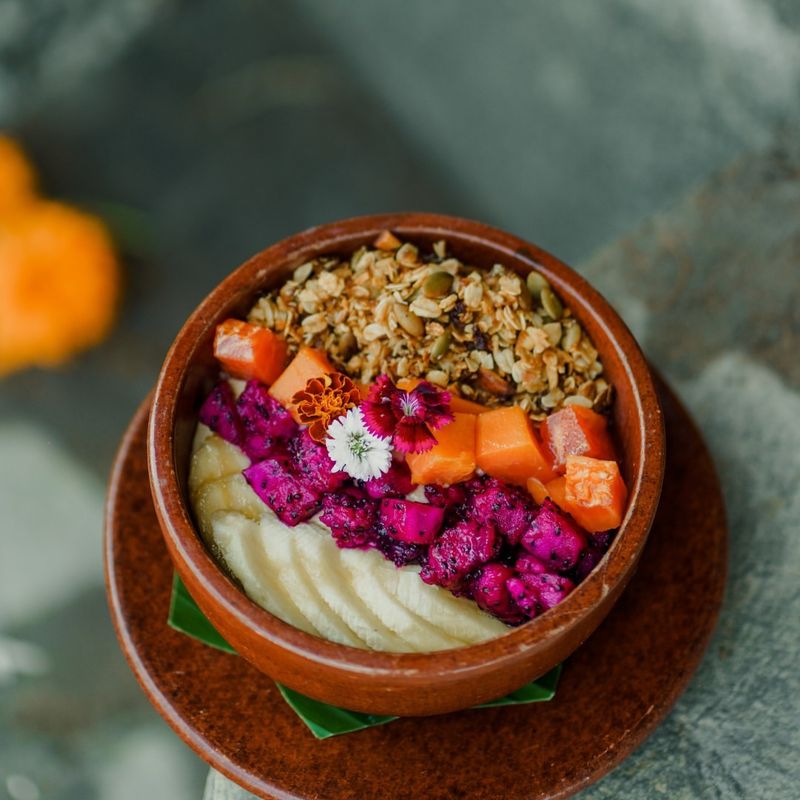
left=148, top=213, right=665, bottom=716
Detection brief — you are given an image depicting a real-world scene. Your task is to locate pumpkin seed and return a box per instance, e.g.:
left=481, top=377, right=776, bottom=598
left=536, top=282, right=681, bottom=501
left=540, top=287, right=563, bottom=320
left=526, top=270, right=549, bottom=296
left=431, top=330, right=451, bottom=360
left=423, top=270, right=454, bottom=299
left=393, top=302, right=425, bottom=337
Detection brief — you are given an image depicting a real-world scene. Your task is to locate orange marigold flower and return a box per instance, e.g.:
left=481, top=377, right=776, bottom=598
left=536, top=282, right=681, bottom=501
left=0, top=135, right=36, bottom=215
left=0, top=200, right=120, bottom=376
left=292, top=372, right=360, bottom=442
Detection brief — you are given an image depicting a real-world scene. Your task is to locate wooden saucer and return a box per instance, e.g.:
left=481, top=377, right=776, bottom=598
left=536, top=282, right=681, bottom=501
left=104, top=377, right=726, bottom=800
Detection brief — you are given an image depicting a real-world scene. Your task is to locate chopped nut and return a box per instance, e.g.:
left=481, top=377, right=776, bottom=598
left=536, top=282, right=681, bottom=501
left=477, top=367, right=514, bottom=396
left=374, top=230, right=402, bottom=250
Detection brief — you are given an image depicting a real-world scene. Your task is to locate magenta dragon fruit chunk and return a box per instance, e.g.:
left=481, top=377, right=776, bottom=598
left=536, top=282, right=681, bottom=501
left=473, top=563, right=525, bottom=624
left=199, top=382, right=244, bottom=446
left=424, top=483, right=468, bottom=508
left=505, top=577, right=539, bottom=619
left=572, top=544, right=603, bottom=582
left=520, top=571, right=575, bottom=611
left=236, top=380, right=298, bottom=460
left=375, top=535, right=426, bottom=568
left=379, top=499, right=445, bottom=545
left=572, top=531, right=615, bottom=582
left=421, top=519, right=499, bottom=590
left=320, top=486, right=378, bottom=549
left=521, top=499, right=588, bottom=573
left=243, top=458, right=321, bottom=526
left=515, top=553, right=549, bottom=576
left=288, top=428, right=348, bottom=494
left=364, top=460, right=416, bottom=499
left=468, top=481, right=535, bottom=546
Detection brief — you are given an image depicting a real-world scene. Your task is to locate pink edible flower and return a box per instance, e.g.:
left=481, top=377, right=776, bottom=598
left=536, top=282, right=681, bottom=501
left=361, top=375, right=454, bottom=453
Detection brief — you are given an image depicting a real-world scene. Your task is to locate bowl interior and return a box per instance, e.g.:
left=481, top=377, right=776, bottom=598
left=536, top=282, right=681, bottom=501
left=154, top=213, right=664, bottom=671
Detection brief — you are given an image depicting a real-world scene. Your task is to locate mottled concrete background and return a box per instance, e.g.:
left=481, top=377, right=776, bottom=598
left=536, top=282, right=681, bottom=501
left=1, top=2, right=798, bottom=799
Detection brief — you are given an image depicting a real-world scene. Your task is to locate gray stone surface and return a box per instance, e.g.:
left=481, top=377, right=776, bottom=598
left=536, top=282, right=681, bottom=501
left=1, top=2, right=799, bottom=799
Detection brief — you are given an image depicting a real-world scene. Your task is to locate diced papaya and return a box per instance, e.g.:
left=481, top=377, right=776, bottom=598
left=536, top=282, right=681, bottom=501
left=268, top=346, right=336, bottom=420
left=396, top=377, right=488, bottom=414
left=406, top=413, right=476, bottom=485
left=544, top=476, right=568, bottom=509
left=563, top=455, right=628, bottom=532
left=526, top=477, right=550, bottom=505
left=543, top=405, right=616, bottom=472
left=213, top=319, right=288, bottom=386
left=476, top=406, right=556, bottom=486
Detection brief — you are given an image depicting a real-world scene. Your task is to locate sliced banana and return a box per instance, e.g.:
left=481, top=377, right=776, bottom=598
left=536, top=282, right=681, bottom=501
left=189, top=434, right=250, bottom=492
left=340, top=549, right=464, bottom=651
left=192, top=474, right=264, bottom=539
left=383, top=565, right=507, bottom=642
left=294, top=529, right=414, bottom=652
left=264, top=523, right=365, bottom=648
left=210, top=511, right=316, bottom=635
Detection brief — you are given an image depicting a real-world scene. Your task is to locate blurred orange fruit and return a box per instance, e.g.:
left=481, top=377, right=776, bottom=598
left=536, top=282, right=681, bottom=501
left=0, top=200, right=120, bottom=375
left=0, top=135, right=37, bottom=214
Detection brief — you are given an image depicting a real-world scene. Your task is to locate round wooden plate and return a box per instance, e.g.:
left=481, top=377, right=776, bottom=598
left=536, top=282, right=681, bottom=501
left=105, top=377, right=726, bottom=800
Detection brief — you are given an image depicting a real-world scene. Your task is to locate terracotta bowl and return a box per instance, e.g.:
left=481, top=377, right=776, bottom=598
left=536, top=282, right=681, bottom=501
left=148, top=213, right=665, bottom=716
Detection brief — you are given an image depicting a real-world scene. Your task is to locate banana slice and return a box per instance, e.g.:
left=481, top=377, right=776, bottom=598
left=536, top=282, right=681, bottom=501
left=209, top=511, right=316, bottom=635
left=192, top=474, right=264, bottom=538
left=189, top=435, right=251, bottom=493
left=381, top=564, right=507, bottom=642
left=264, top=523, right=365, bottom=648
left=340, top=549, right=464, bottom=651
left=294, top=529, right=415, bottom=652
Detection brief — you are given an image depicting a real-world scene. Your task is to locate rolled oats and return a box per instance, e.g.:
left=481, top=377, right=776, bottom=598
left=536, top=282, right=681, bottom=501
left=246, top=235, right=610, bottom=416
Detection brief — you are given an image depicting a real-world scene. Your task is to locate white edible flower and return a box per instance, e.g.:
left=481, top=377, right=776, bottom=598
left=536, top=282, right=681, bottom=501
left=325, top=406, right=392, bottom=481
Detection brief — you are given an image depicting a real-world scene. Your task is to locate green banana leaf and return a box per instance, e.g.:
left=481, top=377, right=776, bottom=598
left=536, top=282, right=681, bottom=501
left=168, top=574, right=561, bottom=739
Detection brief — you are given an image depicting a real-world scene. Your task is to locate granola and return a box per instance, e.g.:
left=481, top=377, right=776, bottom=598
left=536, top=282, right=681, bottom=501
left=247, top=235, right=610, bottom=419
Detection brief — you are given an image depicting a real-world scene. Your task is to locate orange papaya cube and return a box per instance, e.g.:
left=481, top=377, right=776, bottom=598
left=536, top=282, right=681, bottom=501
left=268, top=346, right=336, bottom=419
left=476, top=406, right=556, bottom=485
left=563, top=455, right=628, bottom=532
left=543, top=405, right=616, bottom=471
left=544, top=476, right=568, bottom=510
left=396, top=377, right=488, bottom=414
left=213, top=319, right=288, bottom=386
left=526, top=476, right=550, bottom=505
left=406, top=413, right=476, bottom=485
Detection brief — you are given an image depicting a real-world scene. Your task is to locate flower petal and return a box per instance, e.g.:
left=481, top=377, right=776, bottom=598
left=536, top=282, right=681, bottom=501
left=393, top=418, right=438, bottom=453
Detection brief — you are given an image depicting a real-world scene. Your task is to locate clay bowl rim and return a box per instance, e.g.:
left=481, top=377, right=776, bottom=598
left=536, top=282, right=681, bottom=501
left=148, top=212, right=665, bottom=680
